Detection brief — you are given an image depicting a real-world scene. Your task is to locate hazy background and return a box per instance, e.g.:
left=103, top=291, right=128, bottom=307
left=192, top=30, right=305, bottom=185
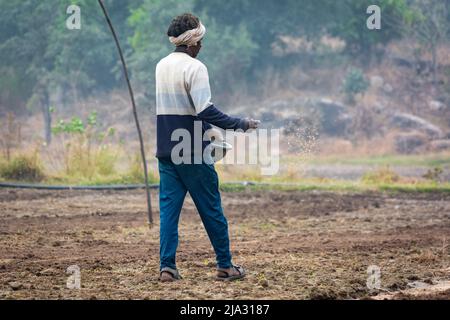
left=1, top=0, right=450, bottom=184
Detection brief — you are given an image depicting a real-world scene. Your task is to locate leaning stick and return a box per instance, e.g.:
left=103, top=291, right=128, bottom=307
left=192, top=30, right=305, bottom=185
left=97, top=0, right=153, bottom=227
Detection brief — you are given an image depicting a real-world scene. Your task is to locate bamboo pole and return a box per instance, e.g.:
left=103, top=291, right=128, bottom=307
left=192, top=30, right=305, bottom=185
left=97, top=0, right=153, bottom=227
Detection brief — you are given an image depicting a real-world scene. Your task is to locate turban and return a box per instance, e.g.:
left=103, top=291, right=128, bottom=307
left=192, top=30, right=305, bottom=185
left=169, top=22, right=206, bottom=47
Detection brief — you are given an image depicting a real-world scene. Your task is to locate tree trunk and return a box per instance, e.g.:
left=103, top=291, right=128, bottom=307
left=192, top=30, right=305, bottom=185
left=431, top=44, right=437, bottom=85
left=41, top=91, right=52, bottom=145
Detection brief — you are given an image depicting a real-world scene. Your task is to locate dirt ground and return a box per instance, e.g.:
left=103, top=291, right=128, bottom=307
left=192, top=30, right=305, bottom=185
left=0, top=188, right=449, bottom=300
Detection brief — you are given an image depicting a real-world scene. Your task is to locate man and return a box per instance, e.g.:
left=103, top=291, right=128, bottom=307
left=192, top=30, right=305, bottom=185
left=156, top=13, right=259, bottom=282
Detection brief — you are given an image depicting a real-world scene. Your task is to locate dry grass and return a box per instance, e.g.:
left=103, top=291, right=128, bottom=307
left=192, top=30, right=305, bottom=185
left=0, top=150, right=44, bottom=182
left=362, top=167, right=401, bottom=185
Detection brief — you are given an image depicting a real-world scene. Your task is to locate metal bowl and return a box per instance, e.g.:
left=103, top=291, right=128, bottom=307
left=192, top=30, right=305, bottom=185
left=210, top=140, right=233, bottom=163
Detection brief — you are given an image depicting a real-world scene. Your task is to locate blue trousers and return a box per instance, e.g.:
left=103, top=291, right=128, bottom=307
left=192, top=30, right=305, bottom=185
left=158, top=158, right=232, bottom=270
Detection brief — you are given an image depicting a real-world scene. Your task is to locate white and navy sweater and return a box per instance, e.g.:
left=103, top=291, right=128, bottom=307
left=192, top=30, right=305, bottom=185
left=155, top=52, right=248, bottom=158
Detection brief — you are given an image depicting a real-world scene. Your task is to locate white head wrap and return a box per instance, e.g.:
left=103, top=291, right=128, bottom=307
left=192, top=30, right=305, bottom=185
left=169, top=22, right=206, bottom=47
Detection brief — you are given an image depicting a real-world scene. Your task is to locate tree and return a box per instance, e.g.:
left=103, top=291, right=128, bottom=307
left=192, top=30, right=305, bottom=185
left=0, top=0, right=58, bottom=143
left=127, top=0, right=257, bottom=102
left=330, top=0, right=411, bottom=63
left=381, top=0, right=450, bottom=84
left=0, top=0, right=135, bottom=143
left=128, top=0, right=193, bottom=101
left=195, top=0, right=338, bottom=71
left=407, top=0, right=450, bottom=84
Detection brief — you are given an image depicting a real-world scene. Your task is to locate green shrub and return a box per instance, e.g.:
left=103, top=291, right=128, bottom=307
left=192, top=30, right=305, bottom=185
left=343, top=68, right=369, bottom=103
left=121, top=153, right=158, bottom=184
left=362, top=167, right=400, bottom=185
left=95, top=146, right=118, bottom=176
left=422, top=167, right=443, bottom=183
left=52, top=111, right=122, bottom=181
left=0, top=154, right=44, bottom=182
left=0, top=157, right=6, bottom=174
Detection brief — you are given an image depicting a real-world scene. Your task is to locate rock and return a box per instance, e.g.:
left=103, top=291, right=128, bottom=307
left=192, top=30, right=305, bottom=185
left=260, top=97, right=355, bottom=137
left=22, top=283, right=32, bottom=290
left=407, top=275, right=420, bottom=281
left=259, top=111, right=276, bottom=122
left=256, top=99, right=303, bottom=128
left=428, top=100, right=446, bottom=112
left=316, top=98, right=347, bottom=113
left=429, top=139, right=450, bottom=152
left=392, top=56, right=414, bottom=69
left=394, top=132, right=428, bottom=154
left=370, top=76, right=384, bottom=88
left=52, top=241, right=63, bottom=247
left=314, top=98, right=352, bottom=136
left=390, top=112, right=443, bottom=139
left=267, top=100, right=290, bottom=110
left=373, top=104, right=387, bottom=114
left=40, top=268, right=56, bottom=276
left=8, top=282, right=22, bottom=291
left=383, top=83, right=393, bottom=94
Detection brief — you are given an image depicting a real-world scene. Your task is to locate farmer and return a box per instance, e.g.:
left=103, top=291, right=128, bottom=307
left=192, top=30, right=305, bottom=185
left=156, top=13, right=259, bottom=282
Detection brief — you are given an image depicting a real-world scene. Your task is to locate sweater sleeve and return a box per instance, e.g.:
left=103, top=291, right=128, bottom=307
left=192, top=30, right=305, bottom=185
left=203, top=121, right=213, bottom=131
left=186, top=62, right=214, bottom=114
left=187, top=62, right=248, bottom=131
left=198, top=105, right=249, bottom=131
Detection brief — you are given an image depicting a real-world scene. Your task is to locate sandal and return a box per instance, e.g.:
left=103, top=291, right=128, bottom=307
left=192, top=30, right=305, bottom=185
left=216, top=265, right=246, bottom=281
left=159, top=267, right=182, bottom=282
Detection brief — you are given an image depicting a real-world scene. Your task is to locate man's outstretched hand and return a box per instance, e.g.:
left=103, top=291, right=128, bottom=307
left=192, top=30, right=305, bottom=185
left=246, top=119, right=261, bottom=130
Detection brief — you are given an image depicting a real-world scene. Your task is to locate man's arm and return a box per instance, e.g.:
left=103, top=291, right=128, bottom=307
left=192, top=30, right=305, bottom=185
left=187, top=62, right=258, bottom=132
left=198, top=105, right=248, bottom=131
